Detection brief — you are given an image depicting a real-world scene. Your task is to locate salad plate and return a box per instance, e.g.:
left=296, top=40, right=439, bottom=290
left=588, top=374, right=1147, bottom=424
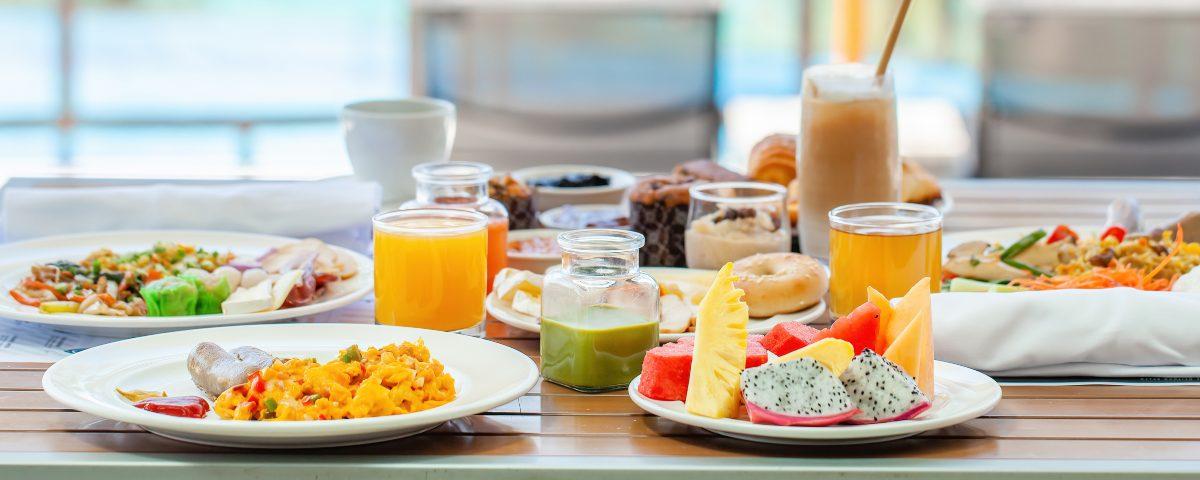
left=628, top=361, right=1000, bottom=445
left=486, top=266, right=827, bottom=342
left=42, top=323, right=539, bottom=448
left=0, top=230, right=372, bottom=335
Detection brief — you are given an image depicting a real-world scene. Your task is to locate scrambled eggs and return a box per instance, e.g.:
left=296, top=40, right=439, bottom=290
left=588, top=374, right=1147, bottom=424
left=214, top=341, right=456, bottom=421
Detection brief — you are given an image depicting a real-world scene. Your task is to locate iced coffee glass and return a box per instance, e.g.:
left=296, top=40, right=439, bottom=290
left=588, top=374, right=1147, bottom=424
left=797, top=63, right=900, bottom=262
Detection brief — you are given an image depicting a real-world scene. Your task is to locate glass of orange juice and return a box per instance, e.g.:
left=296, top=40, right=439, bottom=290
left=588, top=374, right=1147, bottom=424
left=828, top=203, right=942, bottom=317
left=373, top=208, right=488, bottom=335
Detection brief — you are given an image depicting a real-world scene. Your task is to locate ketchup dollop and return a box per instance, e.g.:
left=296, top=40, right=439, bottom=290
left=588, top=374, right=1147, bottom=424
left=134, top=395, right=211, bottom=418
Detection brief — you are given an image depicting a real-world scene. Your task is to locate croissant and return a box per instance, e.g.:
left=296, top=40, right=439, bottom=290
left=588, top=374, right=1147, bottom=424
left=747, top=134, right=797, bottom=186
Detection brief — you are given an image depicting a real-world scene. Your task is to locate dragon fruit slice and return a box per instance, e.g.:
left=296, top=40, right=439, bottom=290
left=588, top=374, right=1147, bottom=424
left=839, top=349, right=931, bottom=424
left=740, top=358, right=859, bottom=426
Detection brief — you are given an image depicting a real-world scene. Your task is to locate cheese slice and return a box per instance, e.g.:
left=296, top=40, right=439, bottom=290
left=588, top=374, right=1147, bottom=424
left=495, top=268, right=543, bottom=302
left=511, top=289, right=541, bottom=317
left=221, top=281, right=273, bottom=315
left=269, top=270, right=304, bottom=311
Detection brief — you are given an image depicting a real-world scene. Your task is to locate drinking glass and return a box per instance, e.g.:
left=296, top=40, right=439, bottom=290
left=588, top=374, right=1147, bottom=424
left=828, top=202, right=941, bottom=317
left=684, top=182, right=790, bottom=270
left=797, top=63, right=900, bottom=262
left=373, top=208, right=488, bottom=336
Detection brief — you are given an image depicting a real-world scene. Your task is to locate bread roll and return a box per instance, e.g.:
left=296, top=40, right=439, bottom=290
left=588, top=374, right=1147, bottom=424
left=748, top=134, right=797, bottom=186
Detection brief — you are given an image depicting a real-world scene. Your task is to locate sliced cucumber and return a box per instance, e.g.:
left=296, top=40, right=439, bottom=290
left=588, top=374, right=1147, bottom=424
left=948, top=278, right=996, bottom=293
left=988, top=284, right=1024, bottom=293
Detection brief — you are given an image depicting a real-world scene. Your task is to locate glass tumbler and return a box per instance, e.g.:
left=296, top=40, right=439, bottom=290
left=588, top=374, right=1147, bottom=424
left=373, top=208, right=488, bottom=335
left=828, top=202, right=942, bottom=317
left=684, top=181, right=790, bottom=270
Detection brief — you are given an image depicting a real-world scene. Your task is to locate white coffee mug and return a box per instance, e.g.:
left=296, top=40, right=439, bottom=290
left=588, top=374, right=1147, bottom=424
left=342, top=98, right=456, bottom=207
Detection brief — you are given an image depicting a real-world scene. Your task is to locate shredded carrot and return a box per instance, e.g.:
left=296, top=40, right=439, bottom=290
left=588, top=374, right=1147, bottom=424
left=1142, top=224, right=1184, bottom=285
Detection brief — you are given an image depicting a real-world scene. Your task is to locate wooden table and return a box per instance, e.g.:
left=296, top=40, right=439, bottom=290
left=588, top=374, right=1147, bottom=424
left=3, top=319, right=1200, bottom=479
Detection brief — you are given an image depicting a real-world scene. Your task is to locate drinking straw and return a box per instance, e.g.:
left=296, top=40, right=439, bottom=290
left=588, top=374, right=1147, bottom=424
left=874, top=0, right=914, bottom=79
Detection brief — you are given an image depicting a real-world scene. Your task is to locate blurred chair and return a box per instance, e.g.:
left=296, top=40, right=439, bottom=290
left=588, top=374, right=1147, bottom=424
left=410, top=0, right=720, bottom=173
left=979, top=0, right=1200, bottom=177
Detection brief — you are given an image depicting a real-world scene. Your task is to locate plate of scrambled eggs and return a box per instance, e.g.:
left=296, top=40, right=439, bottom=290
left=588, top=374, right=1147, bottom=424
left=42, top=323, right=540, bottom=448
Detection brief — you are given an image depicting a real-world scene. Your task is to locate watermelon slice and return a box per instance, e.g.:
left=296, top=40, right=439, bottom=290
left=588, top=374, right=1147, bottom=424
left=814, top=302, right=881, bottom=354
left=638, top=338, right=768, bottom=402
left=760, top=322, right=822, bottom=356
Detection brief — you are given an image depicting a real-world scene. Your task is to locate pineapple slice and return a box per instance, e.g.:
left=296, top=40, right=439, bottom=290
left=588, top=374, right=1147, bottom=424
left=684, top=263, right=749, bottom=419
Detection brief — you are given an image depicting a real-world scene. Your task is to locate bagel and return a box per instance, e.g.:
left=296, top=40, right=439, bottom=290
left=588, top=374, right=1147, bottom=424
left=732, top=252, right=828, bottom=318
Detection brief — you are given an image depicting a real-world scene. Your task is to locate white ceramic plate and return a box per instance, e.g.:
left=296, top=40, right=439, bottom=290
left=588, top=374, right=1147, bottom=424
left=0, top=230, right=373, bottom=336
left=41, top=323, right=539, bottom=448
left=485, top=267, right=827, bottom=342
left=629, top=361, right=1000, bottom=445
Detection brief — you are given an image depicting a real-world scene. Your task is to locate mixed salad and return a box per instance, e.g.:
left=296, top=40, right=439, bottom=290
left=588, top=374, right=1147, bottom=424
left=8, top=239, right=358, bottom=317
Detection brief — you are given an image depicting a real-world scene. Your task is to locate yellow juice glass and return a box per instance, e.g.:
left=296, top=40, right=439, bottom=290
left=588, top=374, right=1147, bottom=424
left=829, top=203, right=942, bottom=317
left=373, top=208, right=488, bottom=333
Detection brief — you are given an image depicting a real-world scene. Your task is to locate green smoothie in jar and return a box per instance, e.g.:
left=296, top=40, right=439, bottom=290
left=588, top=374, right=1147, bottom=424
left=540, top=305, right=659, bottom=391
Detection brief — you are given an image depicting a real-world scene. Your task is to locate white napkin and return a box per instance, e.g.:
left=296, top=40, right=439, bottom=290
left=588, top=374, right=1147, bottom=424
left=0, top=178, right=381, bottom=252
left=932, top=289, right=1200, bottom=378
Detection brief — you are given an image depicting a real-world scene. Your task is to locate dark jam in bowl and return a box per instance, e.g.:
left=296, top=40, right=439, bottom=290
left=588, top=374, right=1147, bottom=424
left=531, top=174, right=611, bottom=189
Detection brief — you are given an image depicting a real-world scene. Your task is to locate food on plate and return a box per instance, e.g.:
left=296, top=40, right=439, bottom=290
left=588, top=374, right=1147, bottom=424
left=773, top=338, right=855, bottom=376
left=539, top=204, right=630, bottom=230
left=489, top=174, right=538, bottom=230
left=642, top=277, right=934, bottom=428
left=684, top=263, right=749, bottom=419
left=530, top=173, right=611, bottom=188
left=493, top=268, right=544, bottom=318
left=945, top=223, right=1199, bottom=292
left=8, top=239, right=356, bottom=317
left=637, top=335, right=767, bottom=402
left=761, top=322, right=821, bottom=356
left=492, top=267, right=707, bottom=334
left=672, top=159, right=745, bottom=183
left=741, top=358, right=859, bottom=426
left=840, top=350, right=931, bottom=424
left=214, top=342, right=455, bottom=421
left=685, top=205, right=790, bottom=270
left=133, top=395, right=212, bottom=419
left=732, top=253, right=827, bottom=318
left=748, top=134, right=797, bottom=186
left=188, top=342, right=276, bottom=398
left=815, top=302, right=882, bottom=355
left=879, top=278, right=934, bottom=395
left=509, top=236, right=560, bottom=256
left=900, top=159, right=943, bottom=206
left=116, top=387, right=166, bottom=402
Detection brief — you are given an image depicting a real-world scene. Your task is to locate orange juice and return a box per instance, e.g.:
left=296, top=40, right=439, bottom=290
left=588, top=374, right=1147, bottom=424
left=828, top=204, right=941, bottom=317
left=486, top=218, right=508, bottom=292
left=373, top=209, right=488, bottom=331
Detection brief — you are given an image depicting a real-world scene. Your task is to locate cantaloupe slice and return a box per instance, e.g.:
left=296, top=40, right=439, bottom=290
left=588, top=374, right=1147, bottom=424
left=881, top=277, right=930, bottom=351
left=684, top=263, right=749, bottom=419
left=883, top=304, right=934, bottom=396
left=866, top=286, right=893, bottom=352
left=772, top=338, right=855, bottom=376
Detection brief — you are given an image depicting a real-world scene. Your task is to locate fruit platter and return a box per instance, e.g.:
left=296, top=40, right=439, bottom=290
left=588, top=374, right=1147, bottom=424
left=628, top=265, right=1000, bottom=445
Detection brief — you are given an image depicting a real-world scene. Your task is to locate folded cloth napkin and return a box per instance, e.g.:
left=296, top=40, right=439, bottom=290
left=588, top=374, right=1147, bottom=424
left=0, top=178, right=381, bottom=253
left=933, top=289, right=1200, bottom=378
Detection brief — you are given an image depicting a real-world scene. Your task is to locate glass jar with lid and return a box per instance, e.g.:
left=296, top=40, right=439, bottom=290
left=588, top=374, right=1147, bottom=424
left=401, top=161, right=508, bottom=292
left=540, top=229, right=660, bottom=392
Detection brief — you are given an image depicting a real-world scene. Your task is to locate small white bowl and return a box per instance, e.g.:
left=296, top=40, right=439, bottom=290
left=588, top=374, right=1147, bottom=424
left=511, top=164, right=635, bottom=211
left=538, top=204, right=631, bottom=231
left=506, top=228, right=566, bottom=274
